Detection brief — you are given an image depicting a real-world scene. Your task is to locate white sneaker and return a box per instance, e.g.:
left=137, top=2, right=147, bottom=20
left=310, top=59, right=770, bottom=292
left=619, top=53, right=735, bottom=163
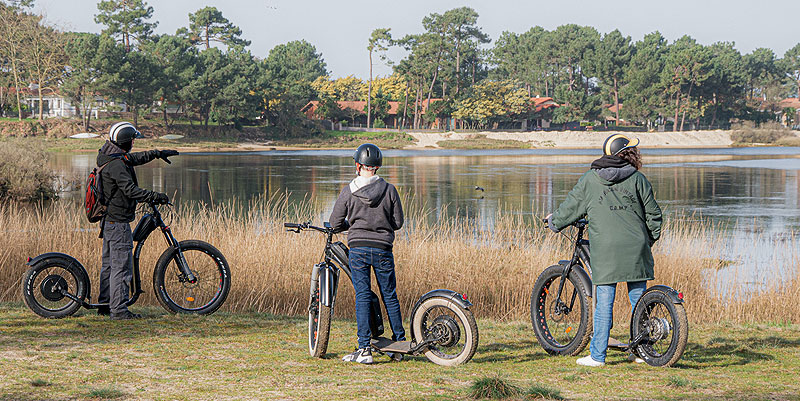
left=576, top=355, right=605, bottom=367
left=342, top=348, right=373, bottom=364
left=627, top=353, right=645, bottom=363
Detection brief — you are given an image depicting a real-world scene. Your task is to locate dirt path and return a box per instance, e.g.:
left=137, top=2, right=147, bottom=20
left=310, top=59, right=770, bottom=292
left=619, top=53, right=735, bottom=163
left=407, top=130, right=735, bottom=149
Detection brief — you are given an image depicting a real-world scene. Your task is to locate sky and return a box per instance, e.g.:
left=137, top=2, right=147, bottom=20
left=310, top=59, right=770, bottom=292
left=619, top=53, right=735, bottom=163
left=33, top=0, right=800, bottom=79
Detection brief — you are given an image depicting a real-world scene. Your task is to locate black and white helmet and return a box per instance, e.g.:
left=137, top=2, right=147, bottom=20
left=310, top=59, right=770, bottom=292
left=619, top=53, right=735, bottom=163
left=109, top=122, right=143, bottom=146
left=353, top=143, right=382, bottom=167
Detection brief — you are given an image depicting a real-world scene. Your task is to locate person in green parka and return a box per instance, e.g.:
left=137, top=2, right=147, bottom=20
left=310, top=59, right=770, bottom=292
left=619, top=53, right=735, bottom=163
left=546, top=134, right=663, bottom=367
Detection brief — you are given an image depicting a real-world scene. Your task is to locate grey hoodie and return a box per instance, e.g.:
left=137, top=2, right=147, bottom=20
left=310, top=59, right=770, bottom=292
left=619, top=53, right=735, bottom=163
left=329, top=176, right=404, bottom=251
left=590, top=155, right=637, bottom=183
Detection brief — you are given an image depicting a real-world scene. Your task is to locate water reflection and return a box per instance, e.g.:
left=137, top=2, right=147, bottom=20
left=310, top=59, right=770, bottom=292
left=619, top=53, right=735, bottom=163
left=50, top=147, right=800, bottom=291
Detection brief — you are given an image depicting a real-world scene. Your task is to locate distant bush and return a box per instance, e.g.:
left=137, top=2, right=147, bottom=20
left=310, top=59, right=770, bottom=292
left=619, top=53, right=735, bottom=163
left=731, top=122, right=794, bottom=144
left=0, top=140, right=57, bottom=201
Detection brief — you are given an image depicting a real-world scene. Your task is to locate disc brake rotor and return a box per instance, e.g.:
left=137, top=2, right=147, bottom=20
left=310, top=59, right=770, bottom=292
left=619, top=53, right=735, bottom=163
left=430, top=315, right=461, bottom=348
left=647, top=317, right=672, bottom=341
left=549, top=299, right=567, bottom=322
left=40, top=275, right=68, bottom=302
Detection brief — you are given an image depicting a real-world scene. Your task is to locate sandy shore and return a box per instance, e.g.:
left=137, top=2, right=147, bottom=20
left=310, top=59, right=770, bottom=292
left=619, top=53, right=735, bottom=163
left=407, top=130, right=734, bottom=149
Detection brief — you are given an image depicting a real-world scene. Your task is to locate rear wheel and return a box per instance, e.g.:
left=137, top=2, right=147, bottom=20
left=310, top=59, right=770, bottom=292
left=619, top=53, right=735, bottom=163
left=308, top=270, right=332, bottom=358
left=531, top=265, right=592, bottom=356
left=631, top=290, right=689, bottom=367
left=153, top=240, right=231, bottom=315
left=22, top=258, right=88, bottom=318
left=412, top=297, right=479, bottom=366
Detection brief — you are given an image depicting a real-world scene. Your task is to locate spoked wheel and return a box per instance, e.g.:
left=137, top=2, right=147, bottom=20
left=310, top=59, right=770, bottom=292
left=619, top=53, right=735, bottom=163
left=531, top=265, right=592, bottom=356
left=22, top=258, right=88, bottom=318
left=153, top=240, right=231, bottom=315
left=412, top=297, right=478, bottom=366
left=631, top=290, right=689, bottom=367
left=308, top=269, right=332, bottom=358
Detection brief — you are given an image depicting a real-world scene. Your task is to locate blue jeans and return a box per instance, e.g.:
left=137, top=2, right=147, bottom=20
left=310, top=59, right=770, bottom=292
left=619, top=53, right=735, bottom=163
left=349, top=247, right=406, bottom=349
left=589, top=281, right=647, bottom=363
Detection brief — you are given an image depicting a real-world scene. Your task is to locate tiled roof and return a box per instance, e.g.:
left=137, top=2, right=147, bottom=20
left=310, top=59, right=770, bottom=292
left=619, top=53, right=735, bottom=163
left=779, top=98, right=800, bottom=109
left=303, top=99, right=441, bottom=116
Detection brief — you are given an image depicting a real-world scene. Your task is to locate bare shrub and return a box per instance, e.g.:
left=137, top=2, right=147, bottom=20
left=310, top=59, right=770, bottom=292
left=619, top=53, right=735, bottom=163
left=730, top=121, right=794, bottom=144
left=0, top=140, right=56, bottom=201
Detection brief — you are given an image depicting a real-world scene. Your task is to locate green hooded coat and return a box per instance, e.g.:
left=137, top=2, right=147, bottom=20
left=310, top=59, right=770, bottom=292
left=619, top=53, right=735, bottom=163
left=550, top=156, right=663, bottom=285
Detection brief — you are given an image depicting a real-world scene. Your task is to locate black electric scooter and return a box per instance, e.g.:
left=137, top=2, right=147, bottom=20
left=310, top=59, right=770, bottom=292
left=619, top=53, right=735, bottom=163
left=285, top=221, right=479, bottom=366
left=22, top=202, right=231, bottom=318
left=530, top=218, right=689, bottom=367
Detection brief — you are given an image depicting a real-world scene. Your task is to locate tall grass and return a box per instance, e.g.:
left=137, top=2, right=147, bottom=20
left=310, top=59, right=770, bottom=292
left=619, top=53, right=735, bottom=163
left=0, top=198, right=797, bottom=324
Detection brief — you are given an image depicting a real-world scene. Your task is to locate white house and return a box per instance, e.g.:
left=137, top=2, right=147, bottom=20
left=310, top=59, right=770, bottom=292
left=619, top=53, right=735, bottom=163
left=22, top=86, right=126, bottom=118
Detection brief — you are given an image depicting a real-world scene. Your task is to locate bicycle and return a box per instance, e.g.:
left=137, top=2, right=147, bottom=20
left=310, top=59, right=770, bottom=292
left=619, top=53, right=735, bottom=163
left=531, top=219, right=688, bottom=367
left=22, top=202, right=231, bottom=318
left=285, top=221, right=479, bottom=366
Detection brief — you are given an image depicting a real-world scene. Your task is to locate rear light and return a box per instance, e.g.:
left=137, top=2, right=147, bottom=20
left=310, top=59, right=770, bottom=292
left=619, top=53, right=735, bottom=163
left=461, top=293, right=468, bottom=301
left=677, top=292, right=684, bottom=300
left=27, top=257, right=31, bottom=263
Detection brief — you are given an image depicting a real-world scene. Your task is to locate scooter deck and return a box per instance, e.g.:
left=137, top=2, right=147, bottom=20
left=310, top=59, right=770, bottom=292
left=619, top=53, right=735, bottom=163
left=608, top=337, right=629, bottom=350
left=371, top=337, right=412, bottom=353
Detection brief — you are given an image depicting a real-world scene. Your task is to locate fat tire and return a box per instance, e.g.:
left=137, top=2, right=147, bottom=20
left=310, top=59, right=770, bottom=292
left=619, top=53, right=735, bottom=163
left=530, top=265, right=592, bottom=356
left=21, top=258, right=88, bottom=319
left=412, top=297, right=479, bottom=366
left=632, top=291, right=689, bottom=367
left=309, top=303, right=332, bottom=358
left=153, top=240, right=231, bottom=315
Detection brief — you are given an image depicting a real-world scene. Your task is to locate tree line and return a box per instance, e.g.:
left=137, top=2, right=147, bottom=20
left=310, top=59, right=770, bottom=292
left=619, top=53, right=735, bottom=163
left=1, top=1, right=799, bottom=134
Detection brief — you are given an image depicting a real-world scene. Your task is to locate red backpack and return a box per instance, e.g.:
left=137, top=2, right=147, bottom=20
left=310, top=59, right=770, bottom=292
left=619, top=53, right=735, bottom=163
left=84, top=161, right=116, bottom=223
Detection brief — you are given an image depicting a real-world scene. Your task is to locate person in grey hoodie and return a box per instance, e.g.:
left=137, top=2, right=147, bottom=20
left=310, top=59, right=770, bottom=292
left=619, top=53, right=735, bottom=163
left=330, top=143, right=404, bottom=364
left=96, top=122, right=177, bottom=320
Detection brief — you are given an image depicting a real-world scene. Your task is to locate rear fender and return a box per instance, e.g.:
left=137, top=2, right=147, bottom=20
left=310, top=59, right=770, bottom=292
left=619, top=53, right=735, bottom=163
left=27, top=252, right=91, bottom=299
left=409, top=289, right=472, bottom=342
left=639, top=285, right=684, bottom=304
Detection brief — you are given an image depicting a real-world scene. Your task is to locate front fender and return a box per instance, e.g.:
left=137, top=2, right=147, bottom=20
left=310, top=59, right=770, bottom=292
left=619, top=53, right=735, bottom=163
left=558, top=260, right=593, bottom=299
left=318, top=262, right=339, bottom=307
left=26, top=252, right=91, bottom=299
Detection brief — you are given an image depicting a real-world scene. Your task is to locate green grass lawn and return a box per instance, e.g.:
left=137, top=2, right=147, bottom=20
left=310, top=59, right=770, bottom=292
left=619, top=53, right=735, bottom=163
left=1, top=303, right=798, bottom=400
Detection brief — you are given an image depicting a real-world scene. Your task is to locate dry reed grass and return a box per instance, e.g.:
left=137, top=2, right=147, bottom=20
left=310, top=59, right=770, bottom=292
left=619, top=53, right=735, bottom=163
left=0, top=198, right=797, bottom=324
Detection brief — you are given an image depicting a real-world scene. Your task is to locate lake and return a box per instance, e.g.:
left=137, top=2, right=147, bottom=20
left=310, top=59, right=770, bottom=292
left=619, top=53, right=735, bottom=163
left=50, top=147, right=800, bottom=292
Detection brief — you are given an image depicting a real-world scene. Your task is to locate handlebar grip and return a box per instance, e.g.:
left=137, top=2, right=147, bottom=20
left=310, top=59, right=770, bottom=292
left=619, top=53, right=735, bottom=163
left=284, top=223, right=300, bottom=228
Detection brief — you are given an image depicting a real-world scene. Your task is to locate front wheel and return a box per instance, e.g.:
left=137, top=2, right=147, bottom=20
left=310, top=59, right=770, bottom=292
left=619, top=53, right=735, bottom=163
left=631, top=290, right=689, bottom=367
left=308, top=269, right=332, bottom=358
left=22, top=257, right=89, bottom=318
left=153, top=240, right=231, bottom=315
left=412, top=297, right=479, bottom=366
left=531, top=265, right=592, bottom=356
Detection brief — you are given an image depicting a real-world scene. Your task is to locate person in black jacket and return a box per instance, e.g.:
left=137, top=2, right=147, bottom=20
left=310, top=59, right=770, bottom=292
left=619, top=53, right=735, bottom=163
left=330, top=143, right=405, bottom=364
left=96, top=122, right=178, bottom=319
